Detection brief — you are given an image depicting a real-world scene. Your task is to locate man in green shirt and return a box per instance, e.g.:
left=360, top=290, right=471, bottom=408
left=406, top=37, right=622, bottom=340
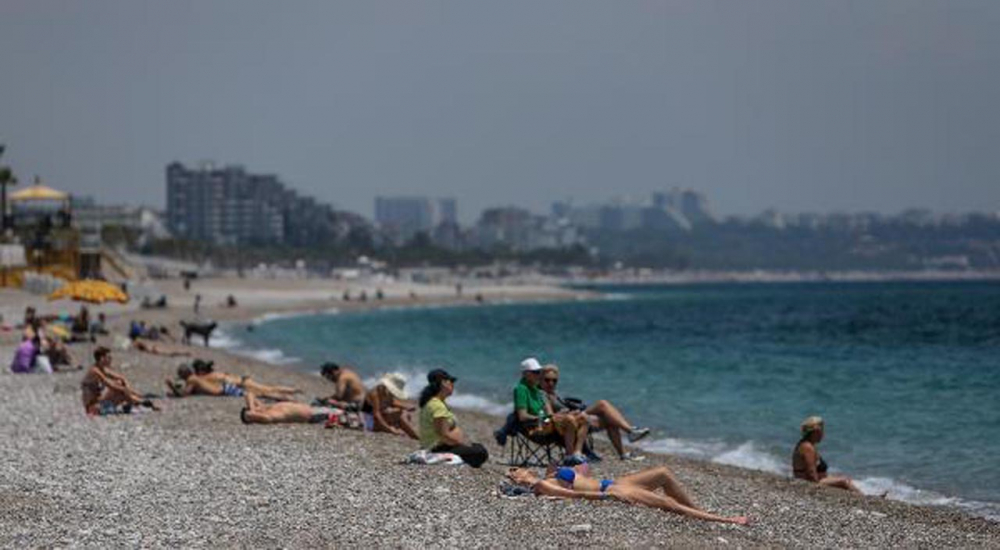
left=514, top=357, right=589, bottom=464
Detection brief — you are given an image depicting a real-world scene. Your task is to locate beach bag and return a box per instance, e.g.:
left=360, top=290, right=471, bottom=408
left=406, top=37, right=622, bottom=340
left=561, top=396, right=587, bottom=412
left=33, top=354, right=53, bottom=374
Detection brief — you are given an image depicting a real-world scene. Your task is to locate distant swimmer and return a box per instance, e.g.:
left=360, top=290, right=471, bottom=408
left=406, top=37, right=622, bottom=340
left=792, top=416, right=867, bottom=494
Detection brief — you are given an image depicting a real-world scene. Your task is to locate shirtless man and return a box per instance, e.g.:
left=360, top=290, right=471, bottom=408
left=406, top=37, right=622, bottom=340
left=81, top=347, right=160, bottom=415
left=318, top=362, right=366, bottom=406
left=240, top=392, right=344, bottom=425
left=190, top=359, right=300, bottom=399
left=165, top=365, right=297, bottom=401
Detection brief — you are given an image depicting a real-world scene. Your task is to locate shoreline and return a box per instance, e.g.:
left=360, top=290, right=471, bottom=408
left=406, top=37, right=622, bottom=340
left=2, top=279, right=999, bottom=547
left=567, top=268, right=1000, bottom=286
left=215, top=289, right=1000, bottom=524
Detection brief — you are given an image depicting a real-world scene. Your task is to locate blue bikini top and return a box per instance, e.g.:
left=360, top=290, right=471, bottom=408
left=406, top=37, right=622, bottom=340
left=555, top=467, right=576, bottom=484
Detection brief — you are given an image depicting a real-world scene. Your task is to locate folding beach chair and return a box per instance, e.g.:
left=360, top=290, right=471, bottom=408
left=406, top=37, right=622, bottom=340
left=507, top=426, right=565, bottom=467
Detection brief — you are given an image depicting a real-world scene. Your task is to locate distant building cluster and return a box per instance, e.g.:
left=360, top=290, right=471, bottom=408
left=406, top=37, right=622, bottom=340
left=115, top=160, right=998, bottom=269
left=470, top=206, right=582, bottom=252
left=742, top=208, right=1000, bottom=232
left=165, top=162, right=366, bottom=246
left=373, top=198, right=585, bottom=252
left=374, top=196, right=457, bottom=245
left=560, top=188, right=716, bottom=233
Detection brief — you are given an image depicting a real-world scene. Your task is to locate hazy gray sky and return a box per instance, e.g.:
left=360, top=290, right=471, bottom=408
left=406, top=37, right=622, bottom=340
left=2, top=1, right=998, bottom=221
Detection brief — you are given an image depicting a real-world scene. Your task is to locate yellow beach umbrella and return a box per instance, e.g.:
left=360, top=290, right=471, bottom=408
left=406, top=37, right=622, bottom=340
left=10, top=182, right=69, bottom=202
left=49, top=279, right=129, bottom=304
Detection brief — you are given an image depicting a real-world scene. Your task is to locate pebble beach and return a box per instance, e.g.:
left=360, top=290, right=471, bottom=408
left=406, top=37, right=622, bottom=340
left=2, top=280, right=999, bottom=548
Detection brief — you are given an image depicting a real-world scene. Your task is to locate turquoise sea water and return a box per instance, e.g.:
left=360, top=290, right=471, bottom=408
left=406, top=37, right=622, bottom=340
left=218, top=281, right=1000, bottom=520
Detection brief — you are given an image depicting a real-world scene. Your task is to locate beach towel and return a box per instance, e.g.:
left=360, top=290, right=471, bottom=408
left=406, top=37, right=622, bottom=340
left=113, top=335, right=132, bottom=351
left=403, top=450, right=464, bottom=465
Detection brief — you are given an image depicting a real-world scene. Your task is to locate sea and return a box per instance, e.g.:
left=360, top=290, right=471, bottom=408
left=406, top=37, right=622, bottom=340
left=212, top=281, right=1000, bottom=521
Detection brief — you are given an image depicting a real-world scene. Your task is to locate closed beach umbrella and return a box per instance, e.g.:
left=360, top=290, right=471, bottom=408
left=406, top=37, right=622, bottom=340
left=49, top=280, right=129, bottom=304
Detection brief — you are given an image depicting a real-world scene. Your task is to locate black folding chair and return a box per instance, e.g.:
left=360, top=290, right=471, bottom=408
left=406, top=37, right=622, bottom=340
left=507, top=427, right=565, bottom=467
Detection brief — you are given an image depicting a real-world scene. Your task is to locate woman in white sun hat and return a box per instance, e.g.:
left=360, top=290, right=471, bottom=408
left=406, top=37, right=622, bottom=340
left=361, top=372, right=419, bottom=440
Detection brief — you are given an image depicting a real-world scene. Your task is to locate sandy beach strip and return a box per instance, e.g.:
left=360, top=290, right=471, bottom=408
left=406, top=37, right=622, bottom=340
left=1, top=279, right=999, bottom=548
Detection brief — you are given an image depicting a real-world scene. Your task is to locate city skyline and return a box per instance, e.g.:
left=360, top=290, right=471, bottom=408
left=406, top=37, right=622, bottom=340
left=2, top=2, right=999, bottom=221
left=63, top=158, right=1000, bottom=223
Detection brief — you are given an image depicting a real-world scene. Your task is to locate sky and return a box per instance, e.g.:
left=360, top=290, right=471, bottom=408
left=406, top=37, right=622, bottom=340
left=1, top=1, right=999, bottom=223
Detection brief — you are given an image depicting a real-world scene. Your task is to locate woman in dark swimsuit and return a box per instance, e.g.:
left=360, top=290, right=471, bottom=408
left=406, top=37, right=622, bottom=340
left=792, top=416, right=863, bottom=493
left=506, top=465, right=749, bottom=525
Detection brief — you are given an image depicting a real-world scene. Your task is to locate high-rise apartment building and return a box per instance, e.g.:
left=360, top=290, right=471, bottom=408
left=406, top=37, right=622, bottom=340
left=166, top=162, right=286, bottom=244
left=166, top=162, right=343, bottom=246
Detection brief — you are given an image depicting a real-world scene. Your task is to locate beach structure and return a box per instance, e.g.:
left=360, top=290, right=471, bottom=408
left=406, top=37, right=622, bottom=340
left=0, top=178, right=139, bottom=288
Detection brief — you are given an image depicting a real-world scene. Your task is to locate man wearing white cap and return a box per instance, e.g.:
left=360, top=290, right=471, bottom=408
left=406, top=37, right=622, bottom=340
left=513, top=357, right=589, bottom=465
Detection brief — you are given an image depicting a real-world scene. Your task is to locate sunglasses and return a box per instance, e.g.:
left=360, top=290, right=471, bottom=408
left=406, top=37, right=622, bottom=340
left=543, top=377, right=558, bottom=383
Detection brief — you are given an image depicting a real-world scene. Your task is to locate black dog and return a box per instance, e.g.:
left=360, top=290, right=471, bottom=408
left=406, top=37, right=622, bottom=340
left=180, top=320, right=218, bottom=346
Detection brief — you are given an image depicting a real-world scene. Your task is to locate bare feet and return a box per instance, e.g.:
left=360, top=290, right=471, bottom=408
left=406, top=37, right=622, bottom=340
left=730, top=516, right=751, bottom=526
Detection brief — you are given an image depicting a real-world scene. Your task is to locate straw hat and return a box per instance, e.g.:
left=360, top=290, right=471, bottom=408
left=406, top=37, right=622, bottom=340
left=801, top=416, right=824, bottom=435
left=378, top=373, right=407, bottom=400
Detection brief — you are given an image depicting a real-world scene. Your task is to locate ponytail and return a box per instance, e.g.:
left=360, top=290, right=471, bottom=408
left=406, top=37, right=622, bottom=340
left=418, top=380, right=442, bottom=408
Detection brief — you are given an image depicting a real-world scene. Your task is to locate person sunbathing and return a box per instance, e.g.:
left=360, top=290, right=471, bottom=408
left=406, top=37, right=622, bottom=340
left=361, top=373, right=419, bottom=439
left=165, top=365, right=297, bottom=401
left=318, top=362, right=367, bottom=407
left=792, top=416, right=864, bottom=494
left=506, top=465, right=749, bottom=525
left=81, top=347, right=160, bottom=415
left=133, top=337, right=192, bottom=357
left=540, top=364, right=650, bottom=460
left=187, top=359, right=301, bottom=399
left=239, top=392, right=344, bottom=425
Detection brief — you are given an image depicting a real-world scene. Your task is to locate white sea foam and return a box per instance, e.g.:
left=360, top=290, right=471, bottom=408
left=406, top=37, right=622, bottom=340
left=250, top=308, right=340, bottom=326
left=239, top=348, right=299, bottom=365
left=448, top=394, right=510, bottom=417
left=640, top=437, right=783, bottom=475
left=208, top=328, right=243, bottom=350
left=637, top=436, right=729, bottom=459
left=209, top=326, right=298, bottom=365
left=712, top=441, right=786, bottom=474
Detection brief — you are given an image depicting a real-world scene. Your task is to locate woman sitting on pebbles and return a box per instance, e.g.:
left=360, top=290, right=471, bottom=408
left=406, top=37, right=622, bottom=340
left=81, top=347, right=160, bottom=415
left=418, top=369, right=489, bottom=468
left=792, top=416, right=864, bottom=494
left=362, top=373, right=419, bottom=439
left=506, top=464, right=750, bottom=525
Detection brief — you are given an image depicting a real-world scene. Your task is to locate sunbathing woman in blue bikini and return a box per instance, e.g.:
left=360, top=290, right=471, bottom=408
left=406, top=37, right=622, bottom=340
left=506, top=464, right=749, bottom=525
